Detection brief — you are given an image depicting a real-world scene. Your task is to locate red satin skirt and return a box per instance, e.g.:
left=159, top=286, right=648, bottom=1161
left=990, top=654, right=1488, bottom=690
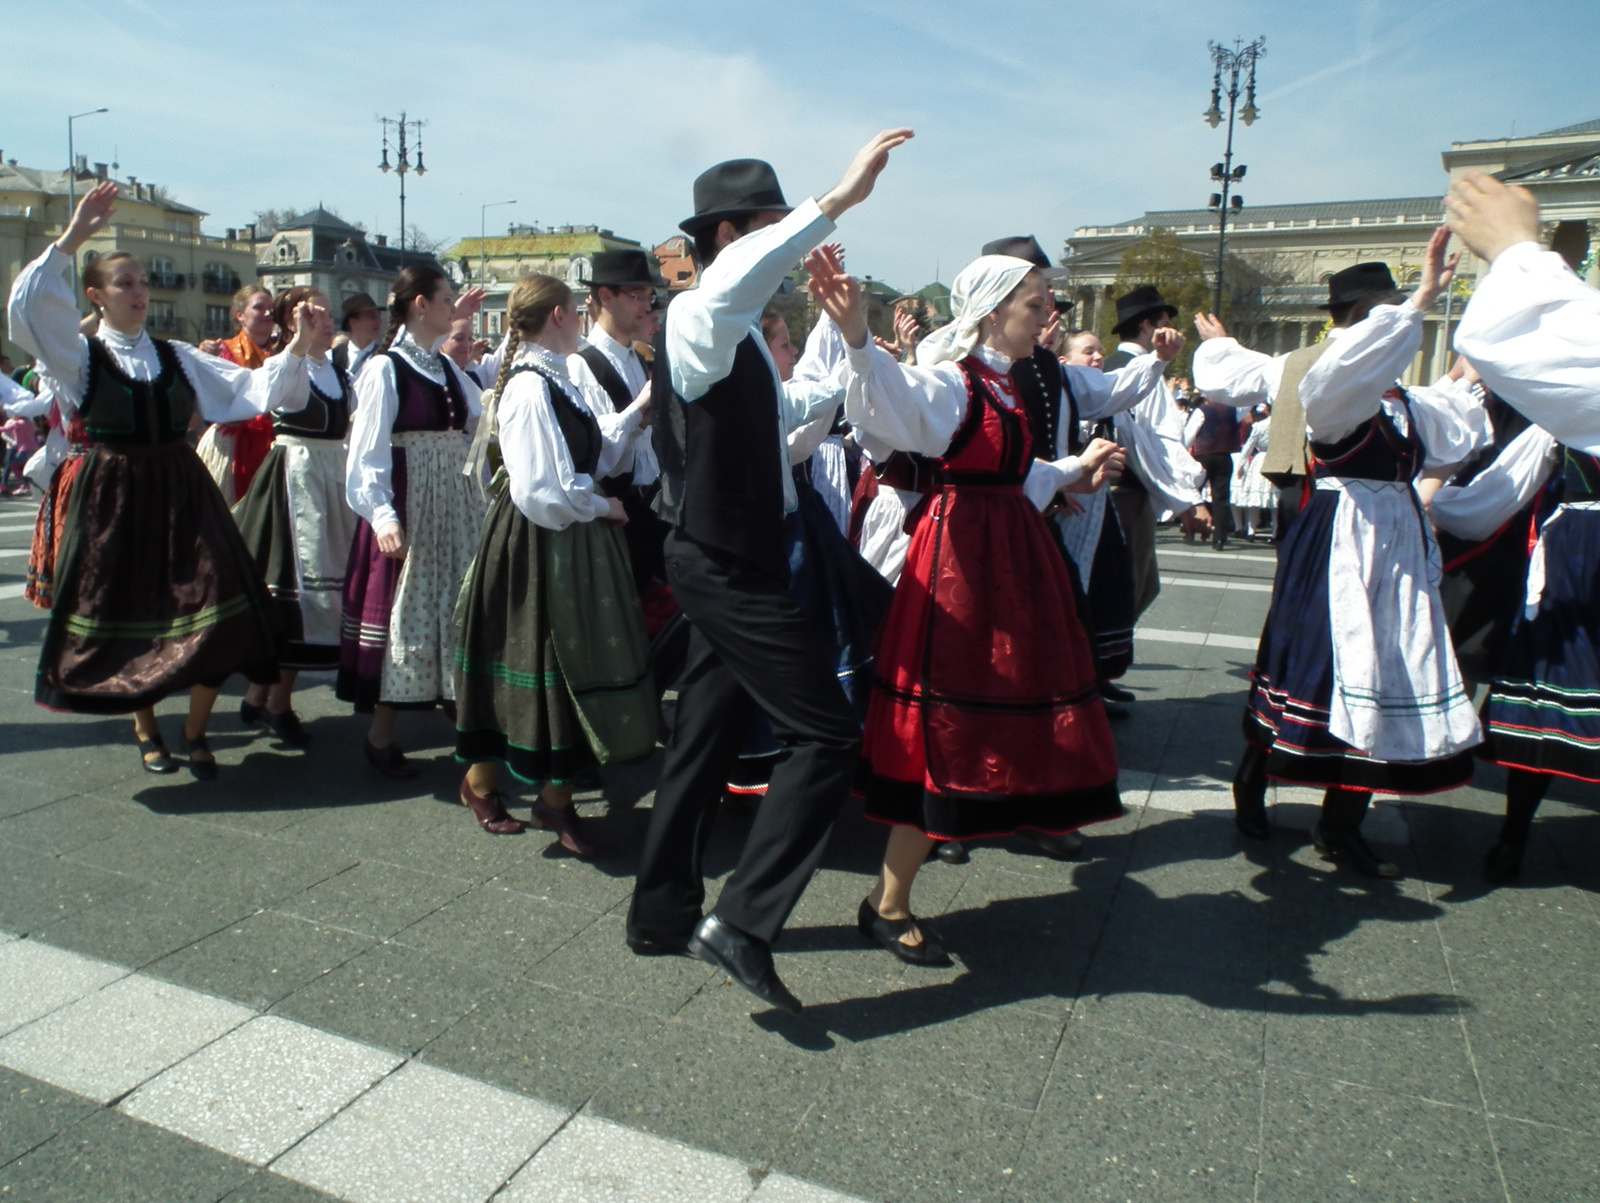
left=858, top=484, right=1122, bottom=840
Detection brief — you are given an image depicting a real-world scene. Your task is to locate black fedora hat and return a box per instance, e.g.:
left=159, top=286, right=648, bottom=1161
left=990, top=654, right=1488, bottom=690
left=679, top=159, right=791, bottom=235
left=580, top=249, right=666, bottom=290
left=981, top=235, right=1065, bottom=279
left=1323, top=262, right=1401, bottom=309
left=339, top=291, right=380, bottom=331
left=1113, top=285, right=1178, bottom=331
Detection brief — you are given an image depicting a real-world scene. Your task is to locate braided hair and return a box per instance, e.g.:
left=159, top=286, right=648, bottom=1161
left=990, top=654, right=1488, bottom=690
left=377, top=264, right=450, bottom=354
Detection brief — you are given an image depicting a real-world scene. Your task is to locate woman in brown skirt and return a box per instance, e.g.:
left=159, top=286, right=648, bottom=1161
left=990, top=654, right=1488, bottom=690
left=454, top=275, right=656, bottom=847
left=7, top=182, right=316, bottom=778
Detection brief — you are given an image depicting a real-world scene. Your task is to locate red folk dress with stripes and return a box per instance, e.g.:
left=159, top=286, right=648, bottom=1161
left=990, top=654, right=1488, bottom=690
left=859, top=355, right=1123, bottom=840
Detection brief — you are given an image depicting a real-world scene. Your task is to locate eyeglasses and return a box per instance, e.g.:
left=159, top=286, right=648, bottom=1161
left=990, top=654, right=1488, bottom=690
left=617, top=288, right=655, bottom=303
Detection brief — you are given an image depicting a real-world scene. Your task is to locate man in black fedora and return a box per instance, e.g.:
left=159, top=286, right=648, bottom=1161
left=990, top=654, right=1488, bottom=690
left=333, top=292, right=383, bottom=378
left=1194, top=262, right=1409, bottom=546
left=569, top=249, right=671, bottom=592
left=628, top=129, right=913, bottom=1014
left=1103, top=285, right=1210, bottom=621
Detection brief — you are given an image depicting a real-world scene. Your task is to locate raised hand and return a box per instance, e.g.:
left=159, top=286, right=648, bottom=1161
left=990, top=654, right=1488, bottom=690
left=1153, top=327, right=1186, bottom=362
left=58, top=180, right=119, bottom=255
left=625, top=381, right=653, bottom=429
left=1411, top=226, right=1461, bottom=313
left=1193, top=313, right=1228, bottom=341
left=892, top=307, right=920, bottom=360
left=1445, top=171, right=1541, bottom=265
left=286, top=300, right=323, bottom=358
left=818, top=129, right=915, bottom=222
left=454, top=286, right=488, bottom=319
left=1039, top=310, right=1062, bottom=352
left=804, top=244, right=868, bottom=349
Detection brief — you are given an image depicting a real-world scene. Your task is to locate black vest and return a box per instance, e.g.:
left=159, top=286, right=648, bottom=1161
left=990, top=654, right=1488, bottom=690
left=507, top=364, right=603, bottom=478
left=1010, top=346, right=1083, bottom=458
left=81, top=337, right=196, bottom=447
left=577, top=344, right=638, bottom=412
left=652, top=332, right=787, bottom=578
left=274, top=363, right=351, bottom=440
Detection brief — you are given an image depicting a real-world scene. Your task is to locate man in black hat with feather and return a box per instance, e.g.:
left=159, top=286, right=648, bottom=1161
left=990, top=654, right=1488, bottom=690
left=628, top=129, right=913, bottom=1014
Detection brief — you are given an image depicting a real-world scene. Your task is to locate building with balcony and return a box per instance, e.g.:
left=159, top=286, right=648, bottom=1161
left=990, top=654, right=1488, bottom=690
left=0, top=154, right=259, bottom=356
left=441, top=225, right=656, bottom=337
left=1060, top=117, right=1600, bottom=384
left=255, top=208, right=438, bottom=312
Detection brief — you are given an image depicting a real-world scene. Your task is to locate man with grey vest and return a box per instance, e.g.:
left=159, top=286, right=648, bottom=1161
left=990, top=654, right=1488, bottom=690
left=628, top=130, right=913, bottom=1014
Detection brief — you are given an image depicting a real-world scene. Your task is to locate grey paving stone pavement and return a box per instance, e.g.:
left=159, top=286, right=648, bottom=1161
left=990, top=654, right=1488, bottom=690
left=2, top=491, right=1599, bottom=1202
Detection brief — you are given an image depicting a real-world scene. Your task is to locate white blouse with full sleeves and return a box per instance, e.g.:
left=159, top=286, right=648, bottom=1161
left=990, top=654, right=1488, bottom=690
left=1429, top=421, right=1560, bottom=542
left=1299, top=304, right=1490, bottom=468
left=345, top=327, right=483, bottom=531
left=1454, top=241, right=1600, bottom=453
left=841, top=341, right=1166, bottom=510
left=1191, top=337, right=1287, bottom=409
left=497, top=344, right=645, bottom=531
left=7, top=246, right=310, bottom=424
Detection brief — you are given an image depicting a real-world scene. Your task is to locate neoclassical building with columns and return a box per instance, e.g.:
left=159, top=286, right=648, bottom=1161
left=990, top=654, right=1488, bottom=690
left=1060, top=118, right=1600, bottom=384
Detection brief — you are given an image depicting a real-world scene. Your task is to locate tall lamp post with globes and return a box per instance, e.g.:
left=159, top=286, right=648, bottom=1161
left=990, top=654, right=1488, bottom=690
left=1202, top=37, right=1264, bottom=316
left=377, top=111, right=427, bottom=252
left=66, top=106, right=109, bottom=299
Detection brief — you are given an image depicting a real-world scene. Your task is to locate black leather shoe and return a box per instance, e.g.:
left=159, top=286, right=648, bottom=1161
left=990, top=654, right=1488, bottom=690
left=857, top=898, right=952, bottom=967
left=1099, top=681, right=1136, bottom=704
left=929, top=840, right=968, bottom=865
left=1233, top=787, right=1270, bottom=841
left=136, top=732, right=179, bottom=775
left=627, top=932, right=693, bottom=957
left=262, top=708, right=312, bottom=749
left=1029, top=830, right=1085, bottom=860
left=1312, top=821, right=1400, bottom=879
left=1483, top=839, right=1526, bottom=884
left=180, top=731, right=218, bottom=782
left=239, top=700, right=265, bottom=730
left=688, top=914, right=802, bottom=1014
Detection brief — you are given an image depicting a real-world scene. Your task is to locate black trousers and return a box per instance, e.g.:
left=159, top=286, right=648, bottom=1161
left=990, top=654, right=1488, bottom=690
left=628, top=531, right=860, bottom=946
left=1197, top=453, right=1235, bottom=544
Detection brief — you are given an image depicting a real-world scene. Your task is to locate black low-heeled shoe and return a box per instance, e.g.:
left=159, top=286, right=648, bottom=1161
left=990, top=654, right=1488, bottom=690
left=857, top=898, right=952, bottom=967
left=928, top=840, right=968, bottom=865
left=239, top=700, right=265, bottom=730
left=261, top=708, right=312, bottom=749
left=136, top=732, right=179, bottom=775
left=179, top=731, right=219, bottom=781
left=1312, top=821, right=1400, bottom=879
left=1483, top=838, right=1526, bottom=884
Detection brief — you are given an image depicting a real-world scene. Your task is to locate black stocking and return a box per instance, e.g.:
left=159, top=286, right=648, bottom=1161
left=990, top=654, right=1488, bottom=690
left=1233, top=742, right=1269, bottom=806
left=1501, top=769, right=1550, bottom=846
left=1320, top=789, right=1373, bottom=831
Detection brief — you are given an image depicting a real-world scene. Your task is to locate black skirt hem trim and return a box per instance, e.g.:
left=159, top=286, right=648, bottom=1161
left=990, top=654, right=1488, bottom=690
left=1243, top=713, right=1477, bottom=794
left=1479, top=733, right=1600, bottom=783
left=856, top=766, right=1123, bottom=840
left=455, top=729, right=596, bottom=785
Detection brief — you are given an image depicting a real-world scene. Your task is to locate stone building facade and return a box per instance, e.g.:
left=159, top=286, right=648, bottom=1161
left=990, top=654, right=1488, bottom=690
left=255, top=208, right=437, bottom=312
left=441, top=225, right=655, bottom=337
left=1061, top=118, right=1600, bottom=384
left=0, top=155, right=257, bottom=358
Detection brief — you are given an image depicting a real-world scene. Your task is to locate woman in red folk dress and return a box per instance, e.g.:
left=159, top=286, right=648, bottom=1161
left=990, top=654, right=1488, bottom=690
left=808, top=247, right=1127, bottom=965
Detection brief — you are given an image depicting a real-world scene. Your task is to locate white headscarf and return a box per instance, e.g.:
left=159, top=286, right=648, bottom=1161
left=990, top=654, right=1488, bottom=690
left=914, top=254, right=1037, bottom=367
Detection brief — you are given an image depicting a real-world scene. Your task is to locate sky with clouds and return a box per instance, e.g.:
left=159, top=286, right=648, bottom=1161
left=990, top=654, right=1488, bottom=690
left=3, top=0, right=1596, bottom=290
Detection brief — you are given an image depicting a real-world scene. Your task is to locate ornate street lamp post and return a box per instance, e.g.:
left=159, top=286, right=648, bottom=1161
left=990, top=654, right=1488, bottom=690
left=377, top=112, right=427, bottom=252
left=1203, top=38, right=1264, bottom=315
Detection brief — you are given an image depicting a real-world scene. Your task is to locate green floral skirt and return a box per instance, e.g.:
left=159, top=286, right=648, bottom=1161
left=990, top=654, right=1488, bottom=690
left=454, top=475, right=657, bottom=784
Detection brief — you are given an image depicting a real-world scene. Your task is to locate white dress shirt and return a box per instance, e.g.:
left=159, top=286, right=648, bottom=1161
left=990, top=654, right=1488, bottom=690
left=665, top=197, right=842, bottom=512
left=568, top=321, right=659, bottom=485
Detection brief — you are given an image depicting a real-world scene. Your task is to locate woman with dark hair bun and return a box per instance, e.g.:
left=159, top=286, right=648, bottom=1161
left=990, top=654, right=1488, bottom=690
left=340, top=265, right=488, bottom=776
left=452, top=274, right=655, bottom=844
left=232, top=286, right=359, bottom=746
left=6, top=182, right=315, bottom=778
